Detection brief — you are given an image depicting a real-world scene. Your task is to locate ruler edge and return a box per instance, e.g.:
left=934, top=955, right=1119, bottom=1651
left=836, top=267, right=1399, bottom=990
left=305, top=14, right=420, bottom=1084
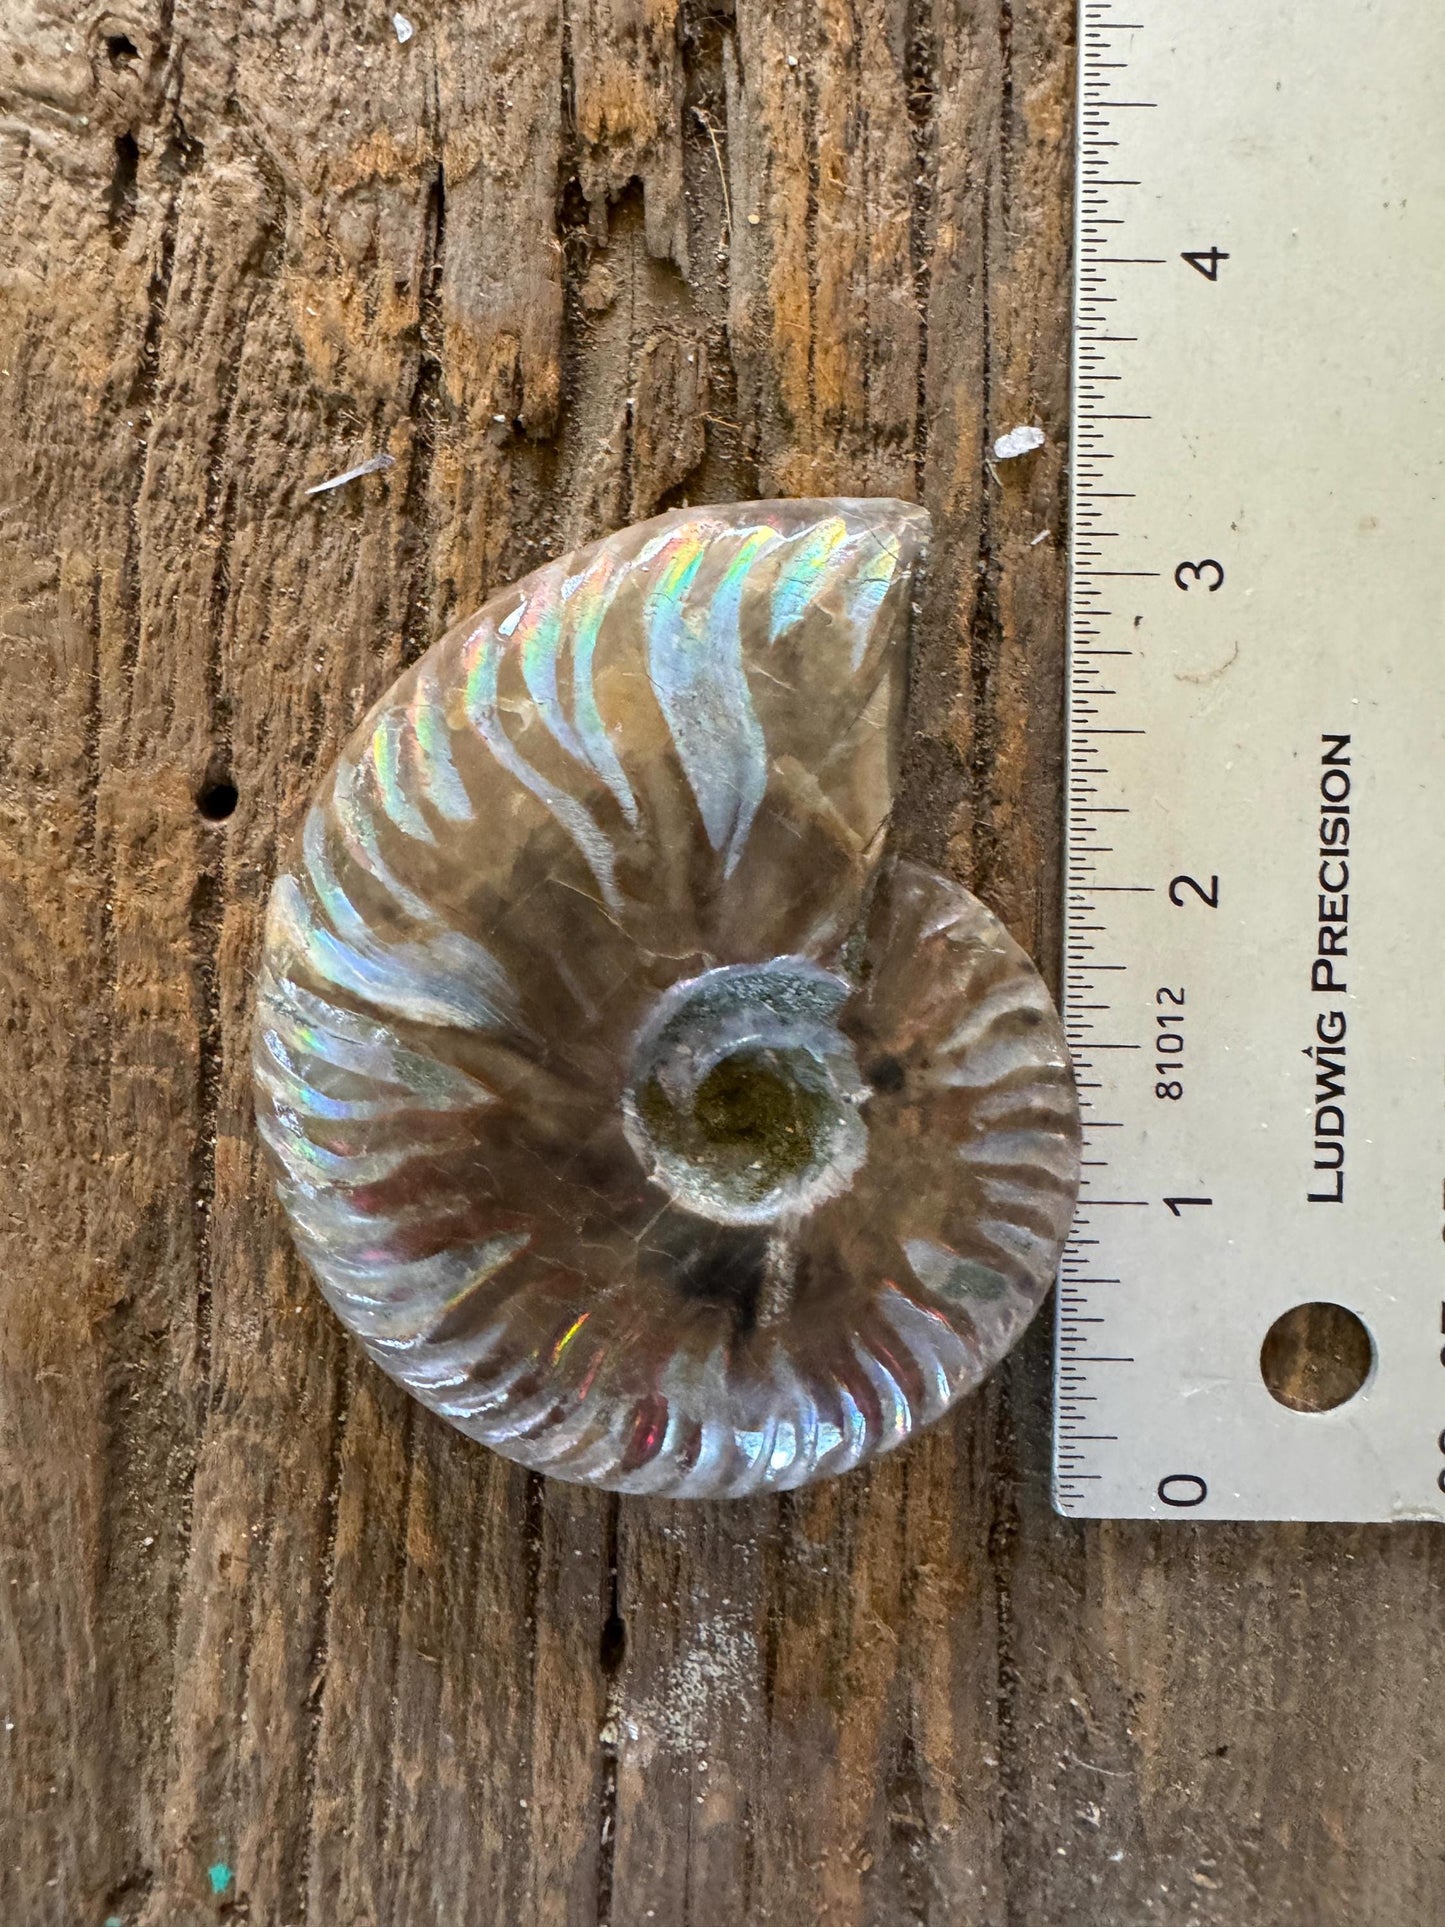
left=1052, top=0, right=1102, bottom=1521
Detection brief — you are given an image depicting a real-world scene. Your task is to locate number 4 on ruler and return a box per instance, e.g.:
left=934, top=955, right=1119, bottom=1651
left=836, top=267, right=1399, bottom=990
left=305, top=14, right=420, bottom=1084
left=1181, top=246, right=1230, bottom=281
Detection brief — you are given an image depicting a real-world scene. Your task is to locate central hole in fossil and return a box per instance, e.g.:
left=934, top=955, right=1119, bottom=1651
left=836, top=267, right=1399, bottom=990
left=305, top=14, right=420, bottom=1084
left=622, top=959, right=869, bottom=1228
left=638, top=1048, right=831, bottom=1197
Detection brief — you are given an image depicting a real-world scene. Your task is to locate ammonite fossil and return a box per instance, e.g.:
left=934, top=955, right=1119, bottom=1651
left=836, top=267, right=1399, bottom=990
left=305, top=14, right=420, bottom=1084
left=254, top=500, right=1080, bottom=1496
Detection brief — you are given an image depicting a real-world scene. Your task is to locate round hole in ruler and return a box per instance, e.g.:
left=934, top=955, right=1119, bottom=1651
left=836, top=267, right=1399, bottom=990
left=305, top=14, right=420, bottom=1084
left=1260, top=1302, right=1373, bottom=1414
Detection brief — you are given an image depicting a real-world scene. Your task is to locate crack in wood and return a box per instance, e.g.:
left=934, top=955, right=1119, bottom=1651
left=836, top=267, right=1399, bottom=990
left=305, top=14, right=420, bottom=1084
left=399, top=161, right=447, bottom=665
left=295, top=1349, right=354, bottom=1927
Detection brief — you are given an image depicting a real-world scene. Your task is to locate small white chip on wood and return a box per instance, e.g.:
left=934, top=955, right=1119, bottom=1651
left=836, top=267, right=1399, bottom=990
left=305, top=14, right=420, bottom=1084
left=305, top=452, right=395, bottom=497
left=992, top=424, right=1046, bottom=461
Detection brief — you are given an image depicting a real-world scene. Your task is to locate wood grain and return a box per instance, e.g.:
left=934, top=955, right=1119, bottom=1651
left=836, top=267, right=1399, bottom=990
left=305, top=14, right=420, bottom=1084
left=0, top=3, right=1440, bottom=1923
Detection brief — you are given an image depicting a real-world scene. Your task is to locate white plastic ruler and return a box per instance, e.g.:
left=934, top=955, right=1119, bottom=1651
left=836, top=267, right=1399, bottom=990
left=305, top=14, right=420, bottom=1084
left=1055, top=0, right=1445, bottom=1520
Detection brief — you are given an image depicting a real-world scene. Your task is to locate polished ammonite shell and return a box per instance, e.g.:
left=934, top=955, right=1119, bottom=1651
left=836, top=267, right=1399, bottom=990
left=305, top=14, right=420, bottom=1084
left=254, top=500, right=1080, bottom=1496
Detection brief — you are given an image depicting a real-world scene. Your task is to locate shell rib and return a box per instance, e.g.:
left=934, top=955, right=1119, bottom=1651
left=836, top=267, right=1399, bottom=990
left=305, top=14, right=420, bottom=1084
left=254, top=499, right=1080, bottom=1495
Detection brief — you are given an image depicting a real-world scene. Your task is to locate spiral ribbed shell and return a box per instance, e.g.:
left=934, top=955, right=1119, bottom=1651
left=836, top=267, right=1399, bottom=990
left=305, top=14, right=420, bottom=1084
left=254, top=500, right=1080, bottom=1495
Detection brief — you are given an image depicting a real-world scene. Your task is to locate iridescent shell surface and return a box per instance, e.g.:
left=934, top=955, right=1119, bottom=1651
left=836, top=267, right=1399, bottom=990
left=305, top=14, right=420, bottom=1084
left=254, top=500, right=1081, bottom=1496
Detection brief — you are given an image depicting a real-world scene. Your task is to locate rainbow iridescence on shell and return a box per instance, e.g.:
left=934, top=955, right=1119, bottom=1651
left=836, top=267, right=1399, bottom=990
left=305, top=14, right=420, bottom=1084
left=254, top=500, right=1081, bottom=1495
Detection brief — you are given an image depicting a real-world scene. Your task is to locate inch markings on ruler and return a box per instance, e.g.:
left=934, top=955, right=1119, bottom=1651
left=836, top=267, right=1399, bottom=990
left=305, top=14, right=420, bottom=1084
left=1056, top=1, right=1445, bottom=1521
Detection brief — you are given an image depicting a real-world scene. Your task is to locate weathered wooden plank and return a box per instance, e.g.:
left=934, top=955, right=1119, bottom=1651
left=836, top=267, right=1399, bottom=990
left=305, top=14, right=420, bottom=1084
left=725, top=0, right=919, bottom=501
left=0, top=3, right=1442, bottom=1925
left=571, top=0, right=688, bottom=272
left=0, top=9, right=217, bottom=1917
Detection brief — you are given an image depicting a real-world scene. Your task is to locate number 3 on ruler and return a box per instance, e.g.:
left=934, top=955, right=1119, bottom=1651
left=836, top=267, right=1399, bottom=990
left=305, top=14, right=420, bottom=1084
left=1174, top=558, right=1225, bottom=592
